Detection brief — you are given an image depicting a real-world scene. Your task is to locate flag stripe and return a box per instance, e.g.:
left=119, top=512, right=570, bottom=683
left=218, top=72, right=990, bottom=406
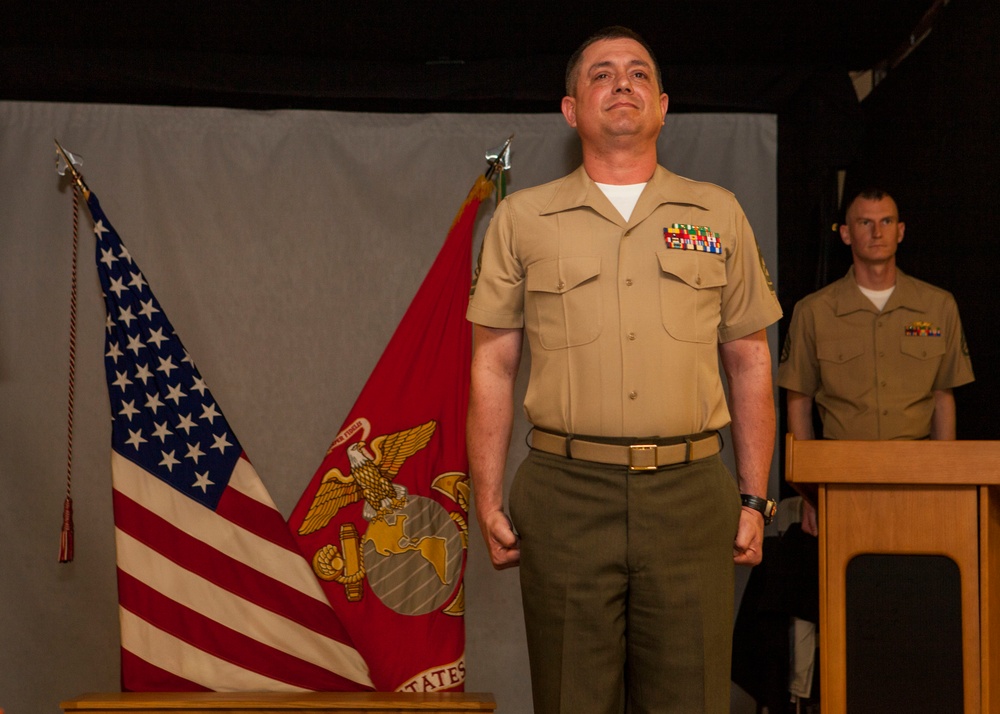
left=218, top=456, right=304, bottom=548
left=112, top=486, right=354, bottom=641
left=118, top=572, right=364, bottom=691
left=120, top=649, right=212, bottom=692
left=113, top=452, right=330, bottom=602
left=120, top=607, right=311, bottom=692
left=115, top=526, right=370, bottom=685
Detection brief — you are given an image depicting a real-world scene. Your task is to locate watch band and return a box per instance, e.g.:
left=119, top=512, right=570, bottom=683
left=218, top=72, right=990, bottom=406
left=740, top=493, right=777, bottom=525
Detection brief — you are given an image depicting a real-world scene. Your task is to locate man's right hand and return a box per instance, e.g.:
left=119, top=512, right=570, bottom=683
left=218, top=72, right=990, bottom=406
left=480, top=509, right=520, bottom=570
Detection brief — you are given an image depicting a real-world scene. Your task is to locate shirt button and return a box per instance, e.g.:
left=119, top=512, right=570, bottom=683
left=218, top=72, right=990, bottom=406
left=625, top=278, right=634, bottom=287
left=878, top=351, right=885, bottom=357
left=556, top=281, right=565, bottom=290
left=627, top=332, right=636, bottom=341
left=882, top=409, right=889, bottom=416
left=880, top=380, right=887, bottom=387
left=695, top=276, right=702, bottom=285
left=628, top=391, right=638, bottom=400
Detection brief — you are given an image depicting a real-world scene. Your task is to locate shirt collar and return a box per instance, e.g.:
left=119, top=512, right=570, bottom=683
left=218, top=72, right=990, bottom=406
left=539, top=165, right=710, bottom=225
left=834, top=266, right=927, bottom=316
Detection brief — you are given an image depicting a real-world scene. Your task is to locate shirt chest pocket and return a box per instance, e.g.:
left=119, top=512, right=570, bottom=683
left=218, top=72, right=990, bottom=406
left=525, top=256, right=602, bottom=350
left=899, top=336, right=947, bottom=361
left=816, top=338, right=869, bottom=394
left=899, top=335, right=947, bottom=385
left=816, top=338, right=865, bottom=365
left=657, top=251, right=727, bottom=343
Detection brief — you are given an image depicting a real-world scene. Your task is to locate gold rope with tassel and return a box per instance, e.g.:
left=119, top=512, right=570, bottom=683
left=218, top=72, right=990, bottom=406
left=60, top=181, right=80, bottom=563
left=55, top=140, right=89, bottom=563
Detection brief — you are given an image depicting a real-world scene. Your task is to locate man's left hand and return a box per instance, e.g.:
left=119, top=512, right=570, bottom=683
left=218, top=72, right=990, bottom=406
left=732, top=508, right=764, bottom=566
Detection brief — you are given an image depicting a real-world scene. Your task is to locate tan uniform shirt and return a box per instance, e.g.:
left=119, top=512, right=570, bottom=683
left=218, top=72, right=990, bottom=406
left=467, top=165, right=782, bottom=438
left=777, top=267, right=974, bottom=439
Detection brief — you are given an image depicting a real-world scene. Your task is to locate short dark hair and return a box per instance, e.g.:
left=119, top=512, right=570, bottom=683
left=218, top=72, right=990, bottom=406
left=842, top=186, right=898, bottom=222
left=852, top=187, right=891, bottom=203
left=565, top=26, right=663, bottom=96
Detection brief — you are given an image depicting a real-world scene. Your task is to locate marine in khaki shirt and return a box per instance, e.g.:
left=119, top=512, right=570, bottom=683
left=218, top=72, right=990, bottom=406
left=778, top=187, right=974, bottom=537
left=466, top=25, right=783, bottom=714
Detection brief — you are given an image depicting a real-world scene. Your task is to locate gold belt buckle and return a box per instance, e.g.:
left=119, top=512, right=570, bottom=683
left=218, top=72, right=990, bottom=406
left=628, top=444, right=658, bottom=471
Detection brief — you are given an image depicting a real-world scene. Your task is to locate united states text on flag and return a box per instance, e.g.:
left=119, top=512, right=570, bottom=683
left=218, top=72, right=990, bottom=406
left=88, top=191, right=373, bottom=692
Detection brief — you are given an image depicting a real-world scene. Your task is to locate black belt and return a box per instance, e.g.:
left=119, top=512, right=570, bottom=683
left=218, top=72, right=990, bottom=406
left=529, top=429, right=721, bottom=471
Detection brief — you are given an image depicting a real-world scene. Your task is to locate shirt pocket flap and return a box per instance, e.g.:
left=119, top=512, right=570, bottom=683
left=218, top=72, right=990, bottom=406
left=656, top=250, right=727, bottom=289
left=817, top=338, right=865, bottom=364
left=900, top=336, right=947, bottom=360
left=526, top=255, right=601, bottom=294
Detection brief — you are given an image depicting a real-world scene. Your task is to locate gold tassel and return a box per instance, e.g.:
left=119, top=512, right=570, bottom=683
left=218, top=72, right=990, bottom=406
left=59, top=497, right=74, bottom=563
left=447, top=175, right=496, bottom=233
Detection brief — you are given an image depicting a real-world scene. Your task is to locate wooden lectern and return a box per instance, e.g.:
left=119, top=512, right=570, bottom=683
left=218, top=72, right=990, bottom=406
left=785, top=436, right=1000, bottom=714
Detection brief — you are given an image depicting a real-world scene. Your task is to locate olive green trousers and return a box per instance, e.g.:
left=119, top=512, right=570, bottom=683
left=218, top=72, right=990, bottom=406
left=509, top=449, right=741, bottom=714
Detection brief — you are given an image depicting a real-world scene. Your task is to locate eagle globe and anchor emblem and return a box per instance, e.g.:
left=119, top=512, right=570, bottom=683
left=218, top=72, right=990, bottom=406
left=298, top=418, right=468, bottom=616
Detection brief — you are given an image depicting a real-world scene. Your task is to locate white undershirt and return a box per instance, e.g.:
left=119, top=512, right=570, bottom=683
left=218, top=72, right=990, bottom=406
left=595, top=182, right=646, bottom=221
left=858, top=285, right=895, bottom=312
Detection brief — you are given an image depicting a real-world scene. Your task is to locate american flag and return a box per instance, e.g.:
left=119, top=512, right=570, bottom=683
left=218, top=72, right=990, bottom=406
left=88, top=192, right=373, bottom=692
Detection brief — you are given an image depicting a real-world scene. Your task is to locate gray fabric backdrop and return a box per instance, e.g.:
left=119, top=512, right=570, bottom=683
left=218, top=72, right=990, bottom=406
left=0, top=101, right=777, bottom=713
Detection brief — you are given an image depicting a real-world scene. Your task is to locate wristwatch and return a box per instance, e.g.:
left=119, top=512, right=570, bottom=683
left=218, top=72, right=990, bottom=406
left=740, top=494, right=777, bottom=525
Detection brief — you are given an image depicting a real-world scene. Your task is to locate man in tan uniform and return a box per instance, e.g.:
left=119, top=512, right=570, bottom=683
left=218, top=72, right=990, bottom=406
left=467, top=26, right=782, bottom=714
left=779, top=187, right=974, bottom=532
left=775, top=187, right=974, bottom=706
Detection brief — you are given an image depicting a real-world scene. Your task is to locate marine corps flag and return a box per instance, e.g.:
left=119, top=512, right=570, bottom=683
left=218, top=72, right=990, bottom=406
left=290, top=175, right=494, bottom=692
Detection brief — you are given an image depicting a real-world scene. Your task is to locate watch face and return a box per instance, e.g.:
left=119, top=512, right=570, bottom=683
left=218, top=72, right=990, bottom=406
left=765, top=500, right=777, bottom=524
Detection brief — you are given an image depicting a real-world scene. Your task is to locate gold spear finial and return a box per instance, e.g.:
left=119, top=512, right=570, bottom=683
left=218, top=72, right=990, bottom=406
left=484, top=134, right=513, bottom=181
left=54, top=140, right=90, bottom=198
